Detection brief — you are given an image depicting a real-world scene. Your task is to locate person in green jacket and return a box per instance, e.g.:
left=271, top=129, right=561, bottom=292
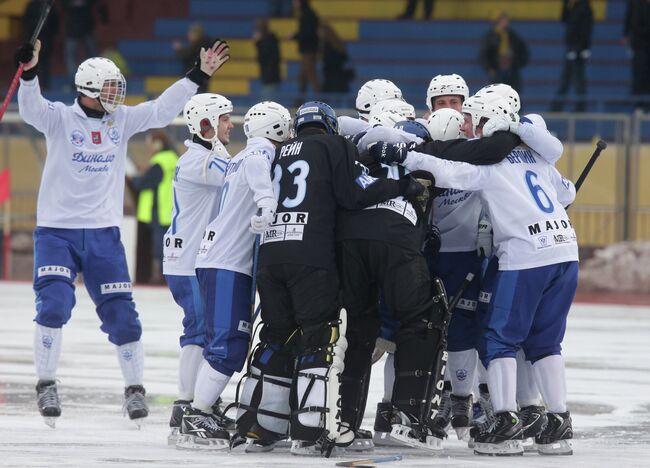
left=128, top=130, right=179, bottom=283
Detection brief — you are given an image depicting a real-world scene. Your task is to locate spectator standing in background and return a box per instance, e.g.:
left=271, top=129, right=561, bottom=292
left=128, top=130, right=179, bottom=284
left=479, top=12, right=529, bottom=92
left=291, top=0, right=320, bottom=96
left=551, top=0, right=593, bottom=112
left=623, top=0, right=650, bottom=112
left=270, top=0, right=293, bottom=17
left=22, top=0, right=59, bottom=90
left=253, top=18, right=281, bottom=100
left=397, top=0, right=435, bottom=20
left=63, top=0, right=107, bottom=86
left=174, top=23, right=213, bottom=92
left=320, top=23, right=355, bottom=96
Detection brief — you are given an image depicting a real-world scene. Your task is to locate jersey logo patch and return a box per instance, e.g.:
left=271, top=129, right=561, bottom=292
left=91, top=131, right=102, bottom=144
left=355, top=173, right=378, bottom=189
left=108, top=127, right=120, bottom=144
left=100, top=282, right=133, bottom=294
left=37, top=265, right=71, bottom=278
left=238, top=320, right=252, bottom=334
left=70, top=130, right=84, bottom=147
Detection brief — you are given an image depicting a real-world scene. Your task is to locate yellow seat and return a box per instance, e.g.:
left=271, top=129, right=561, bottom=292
left=269, top=18, right=358, bottom=41
left=0, top=0, right=29, bottom=15
left=144, top=76, right=250, bottom=96
left=227, top=38, right=300, bottom=61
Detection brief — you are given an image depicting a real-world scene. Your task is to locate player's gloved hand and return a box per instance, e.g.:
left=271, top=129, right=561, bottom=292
left=482, top=111, right=520, bottom=137
left=368, top=141, right=415, bottom=165
left=250, top=206, right=275, bottom=234
left=422, top=224, right=441, bottom=258
left=476, top=217, right=493, bottom=257
left=199, top=39, right=230, bottom=76
left=397, top=174, right=425, bottom=198
left=14, top=39, right=40, bottom=70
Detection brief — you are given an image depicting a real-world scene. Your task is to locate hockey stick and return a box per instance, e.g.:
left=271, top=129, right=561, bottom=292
left=251, top=233, right=260, bottom=315
left=448, top=272, right=476, bottom=312
left=574, top=139, right=607, bottom=192
left=335, top=455, right=403, bottom=467
left=0, top=0, right=54, bottom=122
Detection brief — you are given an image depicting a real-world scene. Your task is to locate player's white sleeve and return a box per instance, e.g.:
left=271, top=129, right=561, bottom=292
left=403, top=150, right=488, bottom=191
left=516, top=119, right=564, bottom=164
left=17, top=77, right=64, bottom=135
left=123, top=77, right=198, bottom=139
left=338, top=116, right=371, bottom=136
left=549, top=166, right=576, bottom=207
left=203, top=155, right=228, bottom=186
left=357, top=126, right=420, bottom=153
left=244, top=153, right=277, bottom=210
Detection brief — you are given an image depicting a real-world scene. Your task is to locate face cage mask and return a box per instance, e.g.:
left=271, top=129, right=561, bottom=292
left=99, top=76, right=126, bottom=113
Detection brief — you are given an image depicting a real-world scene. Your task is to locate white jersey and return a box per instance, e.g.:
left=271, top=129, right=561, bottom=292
left=18, top=76, right=198, bottom=229
left=432, top=190, right=482, bottom=252
left=195, top=137, right=277, bottom=276
left=338, top=115, right=371, bottom=136
left=162, top=140, right=231, bottom=276
left=403, top=146, right=578, bottom=270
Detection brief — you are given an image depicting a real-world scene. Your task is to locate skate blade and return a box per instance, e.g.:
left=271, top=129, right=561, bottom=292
left=389, top=424, right=443, bottom=452
left=43, top=417, right=57, bottom=429
left=345, top=438, right=374, bottom=452
left=454, top=426, right=470, bottom=441
left=522, top=437, right=537, bottom=452
left=167, top=428, right=180, bottom=445
left=175, top=434, right=231, bottom=451
left=373, top=431, right=411, bottom=447
left=537, top=439, right=573, bottom=455
left=290, top=441, right=344, bottom=457
left=473, top=439, right=524, bottom=456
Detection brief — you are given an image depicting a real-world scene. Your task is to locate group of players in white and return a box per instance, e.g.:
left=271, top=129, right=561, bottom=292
left=17, top=36, right=577, bottom=459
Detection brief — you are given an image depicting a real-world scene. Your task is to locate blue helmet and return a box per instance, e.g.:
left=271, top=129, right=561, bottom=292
left=294, top=101, right=339, bottom=135
left=394, top=120, right=431, bottom=142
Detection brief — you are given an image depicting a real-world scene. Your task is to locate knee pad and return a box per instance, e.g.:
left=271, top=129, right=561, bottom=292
left=98, top=296, right=142, bottom=345
left=290, top=312, right=348, bottom=444
left=236, top=328, right=297, bottom=441
left=34, top=280, right=75, bottom=328
left=341, top=314, right=380, bottom=430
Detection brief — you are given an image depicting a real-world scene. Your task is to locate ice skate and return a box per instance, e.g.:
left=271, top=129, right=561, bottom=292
left=212, top=396, right=235, bottom=432
left=168, top=399, right=191, bottom=445
left=389, top=411, right=445, bottom=452
left=372, top=402, right=410, bottom=447
left=290, top=439, right=344, bottom=457
left=123, top=385, right=148, bottom=428
left=450, top=394, right=473, bottom=440
left=520, top=404, right=547, bottom=452
left=346, top=428, right=374, bottom=452
left=430, top=386, right=451, bottom=435
left=176, top=406, right=231, bottom=451
left=473, top=411, right=523, bottom=456
left=468, top=384, right=495, bottom=448
left=36, top=380, right=61, bottom=428
left=535, top=411, right=573, bottom=455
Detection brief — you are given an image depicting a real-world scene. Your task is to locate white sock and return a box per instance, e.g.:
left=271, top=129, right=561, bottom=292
left=192, top=359, right=230, bottom=413
left=448, top=349, right=478, bottom=397
left=532, top=355, right=567, bottom=413
left=487, top=357, right=517, bottom=413
left=383, top=353, right=395, bottom=402
left=516, top=349, right=542, bottom=407
left=477, top=361, right=488, bottom=385
left=116, top=340, right=144, bottom=387
left=178, top=344, right=204, bottom=401
left=34, top=324, right=62, bottom=381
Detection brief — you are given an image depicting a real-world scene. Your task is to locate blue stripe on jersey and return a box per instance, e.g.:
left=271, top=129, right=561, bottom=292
left=171, top=187, right=180, bottom=235
left=209, top=157, right=227, bottom=173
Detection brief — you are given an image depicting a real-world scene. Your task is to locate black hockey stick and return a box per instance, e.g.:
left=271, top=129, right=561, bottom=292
left=448, top=272, right=476, bottom=311
left=574, top=139, right=607, bottom=192
left=0, top=0, right=55, bottom=121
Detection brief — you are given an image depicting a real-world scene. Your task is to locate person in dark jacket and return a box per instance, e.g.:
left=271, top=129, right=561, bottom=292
left=173, top=23, right=213, bottom=92
left=623, top=0, right=650, bottom=111
left=478, top=13, right=529, bottom=92
left=320, top=22, right=355, bottom=94
left=62, top=0, right=107, bottom=85
left=22, top=0, right=59, bottom=90
left=551, top=0, right=593, bottom=112
left=253, top=18, right=281, bottom=100
left=291, top=0, right=320, bottom=94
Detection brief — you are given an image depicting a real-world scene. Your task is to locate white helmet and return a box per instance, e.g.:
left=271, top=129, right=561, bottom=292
left=462, top=95, right=512, bottom=136
left=369, top=110, right=407, bottom=128
left=243, top=101, right=292, bottom=142
left=426, top=74, right=469, bottom=112
left=426, top=108, right=465, bottom=141
left=475, top=83, right=521, bottom=113
left=75, top=57, right=126, bottom=113
left=355, top=79, right=403, bottom=118
left=183, top=93, right=233, bottom=145
left=370, top=98, right=415, bottom=120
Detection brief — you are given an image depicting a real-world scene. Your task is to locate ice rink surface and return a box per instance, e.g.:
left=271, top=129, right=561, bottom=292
left=1, top=281, right=650, bottom=468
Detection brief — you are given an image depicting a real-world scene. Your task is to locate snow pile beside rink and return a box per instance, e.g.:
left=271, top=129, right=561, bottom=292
left=579, top=241, right=650, bottom=292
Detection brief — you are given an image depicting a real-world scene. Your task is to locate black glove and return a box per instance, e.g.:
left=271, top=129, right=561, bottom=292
left=422, top=224, right=441, bottom=258
left=397, top=175, right=425, bottom=198
left=14, top=42, right=34, bottom=68
left=369, top=141, right=415, bottom=165
left=185, top=38, right=226, bottom=87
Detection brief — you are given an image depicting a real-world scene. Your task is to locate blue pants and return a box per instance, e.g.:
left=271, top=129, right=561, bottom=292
left=478, top=261, right=579, bottom=367
left=196, top=268, right=252, bottom=376
left=165, top=274, right=205, bottom=348
left=427, top=251, right=482, bottom=352
left=33, top=227, right=141, bottom=345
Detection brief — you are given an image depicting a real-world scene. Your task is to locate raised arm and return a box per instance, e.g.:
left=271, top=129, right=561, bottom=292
left=516, top=115, right=564, bottom=164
